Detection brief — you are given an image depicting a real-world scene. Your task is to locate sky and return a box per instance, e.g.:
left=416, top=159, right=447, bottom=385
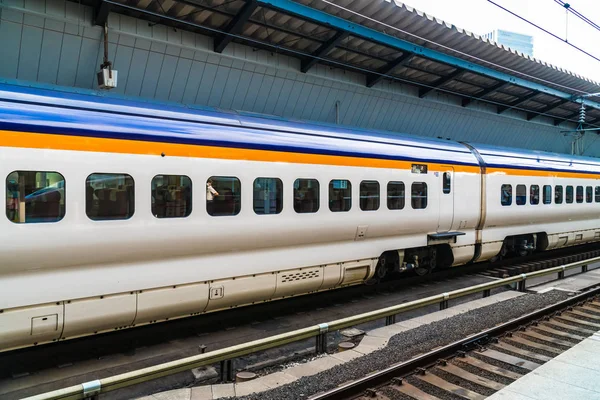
left=400, top=0, right=600, bottom=83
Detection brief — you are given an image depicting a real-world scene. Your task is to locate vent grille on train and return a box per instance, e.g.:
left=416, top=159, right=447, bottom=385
left=281, top=270, right=320, bottom=282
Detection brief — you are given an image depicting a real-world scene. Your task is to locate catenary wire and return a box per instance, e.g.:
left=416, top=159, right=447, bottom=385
left=554, top=0, right=600, bottom=32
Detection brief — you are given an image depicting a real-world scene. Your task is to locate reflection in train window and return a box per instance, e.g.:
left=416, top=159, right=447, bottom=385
left=207, top=176, right=241, bottom=216
left=254, top=178, right=283, bottom=215
left=329, top=179, right=351, bottom=212
left=516, top=184, right=526, bottom=205
left=530, top=185, right=539, bottom=205
left=596, top=187, right=600, bottom=203
left=586, top=186, right=593, bottom=203
left=566, top=186, right=573, bottom=203
left=360, top=181, right=380, bottom=211
left=576, top=186, right=584, bottom=203
left=411, top=182, right=428, bottom=209
left=501, top=184, right=512, bottom=206
left=387, top=181, right=405, bottom=210
left=555, top=185, right=563, bottom=204
left=6, top=171, right=65, bottom=223
left=86, top=173, right=134, bottom=220
left=294, top=179, right=319, bottom=213
left=443, top=172, right=451, bottom=194
left=151, top=175, right=192, bottom=218
left=543, top=185, right=552, bottom=204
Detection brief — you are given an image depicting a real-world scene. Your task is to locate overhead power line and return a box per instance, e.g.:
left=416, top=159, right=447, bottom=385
left=487, top=0, right=600, bottom=63
left=554, top=0, right=600, bottom=33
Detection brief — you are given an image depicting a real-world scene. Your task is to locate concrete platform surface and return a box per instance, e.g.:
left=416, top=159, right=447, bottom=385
left=135, top=290, right=524, bottom=400
left=530, top=264, right=600, bottom=294
left=487, top=331, right=600, bottom=400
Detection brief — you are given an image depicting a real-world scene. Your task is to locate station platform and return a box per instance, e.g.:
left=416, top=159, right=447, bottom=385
left=487, top=330, right=600, bottom=400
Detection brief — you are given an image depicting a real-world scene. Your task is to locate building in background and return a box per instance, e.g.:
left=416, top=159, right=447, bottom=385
left=483, top=29, right=534, bottom=56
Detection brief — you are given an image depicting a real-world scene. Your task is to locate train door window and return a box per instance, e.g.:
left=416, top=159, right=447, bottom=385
left=207, top=176, right=241, bottom=216
left=360, top=181, right=380, bottom=211
left=253, top=178, right=283, bottom=215
left=329, top=180, right=352, bottom=212
left=596, top=187, right=600, bottom=203
left=387, top=181, right=405, bottom=210
left=501, top=184, right=512, bottom=206
left=86, top=173, right=134, bottom=220
left=516, top=185, right=526, bottom=205
left=586, top=186, right=593, bottom=203
left=576, top=186, right=584, bottom=203
left=6, top=171, right=65, bottom=223
left=555, top=185, right=563, bottom=204
left=566, top=186, right=573, bottom=203
left=542, top=185, right=552, bottom=204
left=442, top=172, right=451, bottom=194
left=411, top=182, right=428, bottom=209
left=294, top=179, right=319, bottom=213
left=151, top=175, right=192, bottom=218
left=530, top=185, right=539, bottom=205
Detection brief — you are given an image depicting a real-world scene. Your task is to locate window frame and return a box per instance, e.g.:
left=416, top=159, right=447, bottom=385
left=529, top=184, right=539, bottom=205
left=6, top=170, right=66, bottom=224
left=516, top=184, right=526, bottom=206
left=86, top=172, right=135, bottom=221
left=207, top=176, right=242, bottom=217
left=411, top=182, right=428, bottom=209
left=542, top=185, right=552, bottom=204
left=442, top=172, right=451, bottom=194
left=387, top=181, right=405, bottom=210
left=576, top=186, right=584, bottom=203
left=586, top=186, right=593, bottom=203
left=293, top=178, right=320, bottom=214
left=151, top=174, right=192, bottom=219
left=555, top=185, right=563, bottom=204
left=501, top=184, right=512, bottom=206
left=253, top=177, right=283, bottom=215
left=329, top=179, right=352, bottom=212
left=359, top=180, right=380, bottom=211
left=566, top=185, right=574, bottom=203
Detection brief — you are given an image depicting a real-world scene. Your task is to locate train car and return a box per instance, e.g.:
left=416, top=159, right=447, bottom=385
left=0, top=83, right=598, bottom=352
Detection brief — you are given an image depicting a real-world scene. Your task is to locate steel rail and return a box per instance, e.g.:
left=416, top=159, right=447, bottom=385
left=309, top=283, right=600, bottom=400
left=24, top=255, right=600, bottom=400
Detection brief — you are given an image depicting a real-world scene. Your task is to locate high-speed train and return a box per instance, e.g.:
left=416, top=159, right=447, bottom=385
left=1, top=83, right=600, bottom=352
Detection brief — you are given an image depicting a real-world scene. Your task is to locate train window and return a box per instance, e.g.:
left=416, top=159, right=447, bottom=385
left=501, top=184, right=512, bottom=206
left=387, top=181, right=405, bottom=210
left=411, top=182, right=428, bottom=209
left=86, top=173, right=134, bottom=220
left=586, top=186, right=593, bottom=203
left=566, top=186, right=573, bottom=203
left=360, top=181, right=380, bottom=211
left=530, top=185, right=539, bottom=205
left=253, top=178, right=283, bottom=215
left=555, top=185, right=563, bottom=204
left=207, top=177, right=241, bottom=216
left=6, top=171, right=65, bottom=223
left=596, top=187, right=600, bottom=203
left=516, top=185, right=526, bottom=205
left=443, top=172, right=451, bottom=194
left=294, top=179, right=319, bottom=213
left=542, top=185, right=552, bottom=204
left=151, top=175, right=192, bottom=218
left=576, top=186, right=583, bottom=203
left=329, top=180, right=352, bottom=212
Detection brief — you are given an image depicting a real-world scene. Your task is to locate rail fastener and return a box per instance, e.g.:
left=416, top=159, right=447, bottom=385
left=24, top=256, right=600, bottom=400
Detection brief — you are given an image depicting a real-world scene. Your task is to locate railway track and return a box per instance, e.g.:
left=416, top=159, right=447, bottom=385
left=2, top=244, right=600, bottom=400
left=312, top=286, right=600, bottom=400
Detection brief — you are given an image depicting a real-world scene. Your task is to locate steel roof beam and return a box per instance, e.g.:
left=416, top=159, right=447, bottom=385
left=366, top=52, right=414, bottom=88
left=554, top=110, right=580, bottom=126
left=93, top=0, right=110, bottom=26
left=526, top=99, right=571, bottom=121
left=418, top=69, right=464, bottom=98
left=301, top=31, right=349, bottom=73
left=257, top=0, right=599, bottom=111
left=214, top=0, right=258, bottom=53
left=461, top=82, right=509, bottom=107
left=497, top=91, right=540, bottom=114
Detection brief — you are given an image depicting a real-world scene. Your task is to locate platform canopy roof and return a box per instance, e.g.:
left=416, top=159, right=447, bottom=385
left=86, top=0, right=600, bottom=127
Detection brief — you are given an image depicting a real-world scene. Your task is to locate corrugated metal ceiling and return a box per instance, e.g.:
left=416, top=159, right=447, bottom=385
left=80, top=0, right=600, bottom=126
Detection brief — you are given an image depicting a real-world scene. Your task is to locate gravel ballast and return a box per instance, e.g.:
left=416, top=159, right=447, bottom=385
left=230, top=290, right=571, bottom=400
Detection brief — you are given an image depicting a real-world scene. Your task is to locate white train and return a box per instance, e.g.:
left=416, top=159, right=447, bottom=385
left=1, top=83, right=599, bottom=352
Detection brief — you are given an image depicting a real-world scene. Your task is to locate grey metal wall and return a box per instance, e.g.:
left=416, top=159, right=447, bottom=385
left=0, top=0, right=593, bottom=156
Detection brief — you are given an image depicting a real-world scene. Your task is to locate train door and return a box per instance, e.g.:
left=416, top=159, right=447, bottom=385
left=437, top=168, right=454, bottom=232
